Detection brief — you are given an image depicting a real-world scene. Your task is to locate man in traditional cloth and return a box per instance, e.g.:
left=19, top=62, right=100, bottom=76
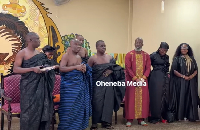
left=58, top=39, right=92, bottom=130
left=66, top=34, right=88, bottom=63
left=124, top=37, right=151, bottom=127
left=13, top=32, right=55, bottom=130
left=88, top=40, right=125, bottom=130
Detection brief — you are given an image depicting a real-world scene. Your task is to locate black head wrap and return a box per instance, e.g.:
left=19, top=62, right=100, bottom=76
left=42, top=45, right=56, bottom=53
left=159, top=42, right=169, bottom=49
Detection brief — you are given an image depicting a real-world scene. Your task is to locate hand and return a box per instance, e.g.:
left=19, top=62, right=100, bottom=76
left=136, top=79, right=141, bottom=83
left=168, top=74, right=170, bottom=78
left=184, top=76, right=190, bottom=80
left=32, top=66, right=42, bottom=73
left=81, top=64, right=86, bottom=73
left=103, top=70, right=113, bottom=77
left=53, top=65, right=59, bottom=69
left=76, top=64, right=86, bottom=73
left=76, top=64, right=83, bottom=71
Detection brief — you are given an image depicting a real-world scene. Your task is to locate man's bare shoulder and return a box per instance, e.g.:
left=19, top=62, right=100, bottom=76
left=106, top=54, right=112, bottom=59
left=83, top=47, right=87, bottom=51
left=88, top=54, right=96, bottom=60
left=16, top=49, right=25, bottom=56
left=105, top=54, right=112, bottom=60
left=90, top=54, right=96, bottom=58
left=61, top=53, right=69, bottom=59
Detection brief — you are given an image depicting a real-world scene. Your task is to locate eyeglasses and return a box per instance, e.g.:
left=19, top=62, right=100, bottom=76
left=181, top=47, right=188, bottom=50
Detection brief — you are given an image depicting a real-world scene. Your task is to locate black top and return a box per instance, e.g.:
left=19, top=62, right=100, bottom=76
left=150, top=52, right=170, bottom=73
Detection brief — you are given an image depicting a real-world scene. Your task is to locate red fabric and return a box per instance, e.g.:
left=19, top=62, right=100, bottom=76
left=124, top=50, right=151, bottom=120
left=2, top=103, right=21, bottom=113
left=52, top=75, right=61, bottom=95
left=3, top=75, right=21, bottom=104
left=54, top=105, right=59, bottom=110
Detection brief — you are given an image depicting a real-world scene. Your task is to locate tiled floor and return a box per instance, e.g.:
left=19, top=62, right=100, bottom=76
left=1, top=108, right=200, bottom=130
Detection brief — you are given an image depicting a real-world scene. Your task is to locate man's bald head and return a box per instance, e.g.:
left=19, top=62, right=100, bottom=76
left=70, top=38, right=80, bottom=44
left=96, top=40, right=104, bottom=48
left=96, top=40, right=106, bottom=54
left=25, top=32, right=38, bottom=42
left=70, top=38, right=81, bottom=53
left=25, top=32, right=40, bottom=48
left=135, top=37, right=143, bottom=51
left=135, top=37, right=143, bottom=42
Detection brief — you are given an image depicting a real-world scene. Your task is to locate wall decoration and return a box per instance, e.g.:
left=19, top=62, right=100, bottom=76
left=0, top=13, right=29, bottom=74
left=32, top=0, right=64, bottom=63
left=2, top=0, right=27, bottom=17
left=0, top=0, right=126, bottom=77
left=0, top=0, right=64, bottom=75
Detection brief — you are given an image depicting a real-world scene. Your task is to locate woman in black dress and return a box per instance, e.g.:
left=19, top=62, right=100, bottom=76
left=42, top=45, right=59, bottom=73
left=148, top=42, right=170, bottom=124
left=169, top=43, right=199, bottom=121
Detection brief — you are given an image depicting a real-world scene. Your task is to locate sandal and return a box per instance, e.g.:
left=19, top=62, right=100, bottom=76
left=138, top=121, right=148, bottom=126
left=161, top=119, right=167, bottom=123
left=90, top=126, right=98, bottom=130
left=102, top=122, right=114, bottom=129
left=126, top=122, right=131, bottom=127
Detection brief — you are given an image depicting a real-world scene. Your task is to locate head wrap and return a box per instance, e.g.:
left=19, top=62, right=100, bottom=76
left=159, top=42, right=169, bottom=49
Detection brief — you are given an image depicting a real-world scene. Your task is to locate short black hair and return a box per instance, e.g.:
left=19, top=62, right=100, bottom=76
left=42, top=45, right=56, bottom=53
left=96, top=40, right=104, bottom=47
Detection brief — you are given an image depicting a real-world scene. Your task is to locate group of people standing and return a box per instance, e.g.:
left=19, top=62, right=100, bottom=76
left=12, top=32, right=199, bottom=130
left=13, top=32, right=125, bottom=130
left=124, top=37, right=199, bottom=127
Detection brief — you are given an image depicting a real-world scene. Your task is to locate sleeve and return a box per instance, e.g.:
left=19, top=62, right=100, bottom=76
left=171, top=57, right=178, bottom=72
left=125, top=52, right=137, bottom=80
left=166, top=55, right=170, bottom=73
left=150, top=53, right=155, bottom=63
left=143, top=54, right=151, bottom=78
left=192, top=57, right=198, bottom=71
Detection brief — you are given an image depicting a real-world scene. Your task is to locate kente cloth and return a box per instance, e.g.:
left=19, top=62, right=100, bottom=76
left=20, top=53, right=55, bottom=130
left=81, top=56, right=89, bottom=64
left=92, top=58, right=125, bottom=124
left=148, top=52, right=170, bottom=123
left=58, top=64, right=92, bottom=130
left=169, top=56, right=199, bottom=121
left=124, top=50, right=151, bottom=120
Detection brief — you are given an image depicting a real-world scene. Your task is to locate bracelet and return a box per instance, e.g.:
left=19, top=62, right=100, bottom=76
left=191, top=74, right=195, bottom=78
